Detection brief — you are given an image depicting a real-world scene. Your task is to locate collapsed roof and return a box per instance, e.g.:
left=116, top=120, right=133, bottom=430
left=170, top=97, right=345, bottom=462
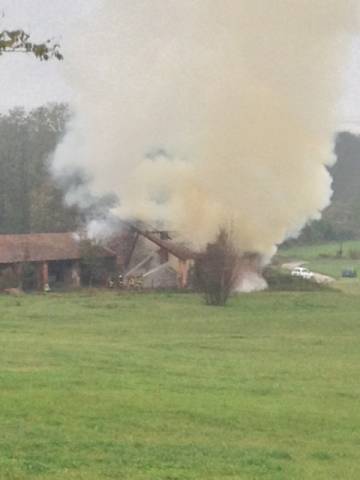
left=119, top=220, right=195, bottom=261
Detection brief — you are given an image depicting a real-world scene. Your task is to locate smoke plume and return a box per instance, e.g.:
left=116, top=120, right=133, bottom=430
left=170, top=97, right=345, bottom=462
left=53, top=1, right=358, bottom=254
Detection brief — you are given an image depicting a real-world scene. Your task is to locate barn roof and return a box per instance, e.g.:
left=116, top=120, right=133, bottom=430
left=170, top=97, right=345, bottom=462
left=143, top=232, right=195, bottom=261
left=0, top=233, right=115, bottom=264
left=119, top=221, right=195, bottom=261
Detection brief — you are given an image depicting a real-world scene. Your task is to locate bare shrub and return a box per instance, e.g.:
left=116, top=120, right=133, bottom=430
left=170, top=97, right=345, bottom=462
left=195, top=228, right=242, bottom=306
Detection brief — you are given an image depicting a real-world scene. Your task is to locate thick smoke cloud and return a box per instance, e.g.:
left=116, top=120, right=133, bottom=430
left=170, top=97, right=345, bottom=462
left=53, top=0, right=358, bottom=254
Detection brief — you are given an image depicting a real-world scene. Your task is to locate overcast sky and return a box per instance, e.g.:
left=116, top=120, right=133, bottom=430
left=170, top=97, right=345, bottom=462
left=0, top=0, right=98, bottom=112
left=1, top=0, right=360, bottom=129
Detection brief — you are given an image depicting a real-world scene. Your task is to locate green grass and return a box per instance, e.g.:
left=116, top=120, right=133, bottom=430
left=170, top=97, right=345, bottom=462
left=279, top=240, right=360, bottom=261
left=1, top=290, right=360, bottom=479
left=279, top=240, right=360, bottom=279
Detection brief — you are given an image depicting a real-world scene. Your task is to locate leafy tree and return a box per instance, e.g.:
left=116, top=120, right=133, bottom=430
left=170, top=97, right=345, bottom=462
left=30, top=180, right=80, bottom=233
left=0, top=104, right=122, bottom=235
left=0, top=104, right=81, bottom=234
left=0, top=29, right=63, bottom=60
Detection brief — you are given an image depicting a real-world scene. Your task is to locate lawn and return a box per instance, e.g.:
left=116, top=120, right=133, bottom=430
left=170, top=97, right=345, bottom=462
left=0, top=290, right=360, bottom=479
left=279, top=240, right=360, bottom=279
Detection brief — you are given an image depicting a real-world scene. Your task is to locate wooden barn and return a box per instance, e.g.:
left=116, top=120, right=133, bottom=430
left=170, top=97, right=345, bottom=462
left=0, top=232, right=116, bottom=291
left=108, top=222, right=195, bottom=289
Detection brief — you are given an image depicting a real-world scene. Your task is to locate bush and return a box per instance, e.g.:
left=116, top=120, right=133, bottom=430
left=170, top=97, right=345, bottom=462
left=194, top=228, right=242, bottom=306
left=263, top=268, right=331, bottom=292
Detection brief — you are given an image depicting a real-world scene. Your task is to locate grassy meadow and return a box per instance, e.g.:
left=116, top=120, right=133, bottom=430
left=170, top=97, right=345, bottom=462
left=279, top=240, right=360, bottom=282
left=0, top=290, right=360, bottom=479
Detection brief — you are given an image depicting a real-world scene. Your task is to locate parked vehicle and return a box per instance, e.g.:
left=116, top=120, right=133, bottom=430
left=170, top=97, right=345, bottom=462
left=342, top=268, right=357, bottom=278
left=291, top=266, right=314, bottom=280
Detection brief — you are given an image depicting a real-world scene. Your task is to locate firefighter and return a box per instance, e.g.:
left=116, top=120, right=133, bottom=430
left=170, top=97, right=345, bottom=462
left=128, top=276, right=135, bottom=289
left=134, top=275, right=143, bottom=290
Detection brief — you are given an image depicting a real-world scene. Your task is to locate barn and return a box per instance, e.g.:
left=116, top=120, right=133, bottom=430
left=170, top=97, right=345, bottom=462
left=0, top=232, right=116, bottom=291
left=108, top=222, right=195, bottom=289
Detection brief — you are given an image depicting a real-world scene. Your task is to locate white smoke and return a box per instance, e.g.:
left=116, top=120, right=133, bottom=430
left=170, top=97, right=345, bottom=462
left=236, top=272, right=268, bottom=294
left=53, top=0, right=358, bottom=254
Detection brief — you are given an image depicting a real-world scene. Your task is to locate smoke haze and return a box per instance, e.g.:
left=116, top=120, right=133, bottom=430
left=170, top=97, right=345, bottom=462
left=53, top=1, right=358, bottom=254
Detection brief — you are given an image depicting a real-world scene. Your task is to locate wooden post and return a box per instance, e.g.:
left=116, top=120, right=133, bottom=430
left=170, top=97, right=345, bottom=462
left=41, top=262, right=49, bottom=289
left=71, top=261, right=81, bottom=287
left=178, top=260, right=189, bottom=289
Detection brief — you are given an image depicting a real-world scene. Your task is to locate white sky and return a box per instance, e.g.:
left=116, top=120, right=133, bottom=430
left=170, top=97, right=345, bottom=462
left=0, top=0, right=99, bottom=111
left=1, top=0, right=360, bottom=129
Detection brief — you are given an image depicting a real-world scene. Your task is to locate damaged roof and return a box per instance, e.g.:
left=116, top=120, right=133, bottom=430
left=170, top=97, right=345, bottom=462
left=120, top=221, right=195, bottom=261
left=0, top=233, right=115, bottom=264
left=142, top=232, right=195, bottom=261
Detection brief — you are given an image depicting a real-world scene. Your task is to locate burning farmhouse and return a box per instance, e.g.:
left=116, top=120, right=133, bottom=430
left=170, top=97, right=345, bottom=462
left=108, top=222, right=264, bottom=293
left=0, top=226, right=196, bottom=291
left=0, top=224, right=263, bottom=293
left=108, top=222, right=195, bottom=290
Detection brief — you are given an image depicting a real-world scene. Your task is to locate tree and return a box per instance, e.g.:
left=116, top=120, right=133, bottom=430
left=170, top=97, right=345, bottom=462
left=0, top=104, right=81, bottom=234
left=195, top=228, right=242, bottom=306
left=0, top=29, right=63, bottom=60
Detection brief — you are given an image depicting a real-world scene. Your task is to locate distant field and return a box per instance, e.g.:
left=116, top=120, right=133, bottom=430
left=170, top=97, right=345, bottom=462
left=1, top=290, right=360, bottom=479
left=279, top=239, right=360, bottom=260
left=279, top=240, right=360, bottom=279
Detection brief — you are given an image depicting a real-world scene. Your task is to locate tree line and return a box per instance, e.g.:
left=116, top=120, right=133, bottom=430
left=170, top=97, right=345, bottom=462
left=0, top=104, right=81, bottom=234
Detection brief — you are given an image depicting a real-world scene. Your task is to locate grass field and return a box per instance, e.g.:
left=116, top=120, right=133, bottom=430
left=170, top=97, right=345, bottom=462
left=1, top=290, right=360, bottom=479
left=279, top=240, right=360, bottom=280
left=279, top=240, right=360, bottom=260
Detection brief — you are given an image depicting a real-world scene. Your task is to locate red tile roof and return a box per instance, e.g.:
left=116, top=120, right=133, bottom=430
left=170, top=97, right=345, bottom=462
left=0, top=233, right=115, bottom=264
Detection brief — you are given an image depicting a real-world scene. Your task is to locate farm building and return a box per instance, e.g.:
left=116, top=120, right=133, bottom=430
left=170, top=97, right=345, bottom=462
left=109, top=222, right=195, bottom=289
left=0, top=229, right=264, bottom=292
left=0, top=232, right=116, bottom=291
left=114, top=223, right=265, bottom=292
left=0, top=227, right=195, bottom=291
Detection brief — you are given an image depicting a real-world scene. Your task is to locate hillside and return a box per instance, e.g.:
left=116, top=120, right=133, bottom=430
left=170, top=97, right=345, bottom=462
left=325, top=132, right=360, bottom=234
left=294, top=131, right=360, bottom=243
